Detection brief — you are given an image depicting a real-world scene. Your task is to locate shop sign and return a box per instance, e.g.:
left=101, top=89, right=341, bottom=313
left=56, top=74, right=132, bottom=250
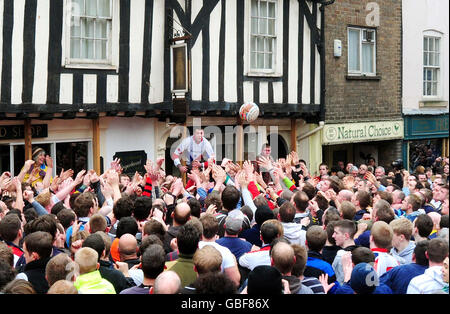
left=113, top=150, right=147, bottom=176
left=0, top=124, right=48, bottom=140
left=323, top=120, right=403, bottom=145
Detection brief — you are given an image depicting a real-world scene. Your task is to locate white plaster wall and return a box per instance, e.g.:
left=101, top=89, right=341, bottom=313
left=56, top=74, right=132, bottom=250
left=402, top=0, right=449, bottom=110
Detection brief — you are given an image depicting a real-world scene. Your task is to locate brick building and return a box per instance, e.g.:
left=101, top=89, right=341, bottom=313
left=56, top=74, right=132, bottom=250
left=320, top=0, right=403, bottom=171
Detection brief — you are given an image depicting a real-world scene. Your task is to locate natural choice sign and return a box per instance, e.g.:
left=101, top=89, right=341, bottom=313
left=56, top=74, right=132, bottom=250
left=323, top=120, right=404, bottom=145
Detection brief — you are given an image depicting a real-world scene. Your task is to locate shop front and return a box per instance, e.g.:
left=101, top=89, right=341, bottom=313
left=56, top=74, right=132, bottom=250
left=403, top=112, right=449, bottom=171
left=322, top=120, right=404, bottom=171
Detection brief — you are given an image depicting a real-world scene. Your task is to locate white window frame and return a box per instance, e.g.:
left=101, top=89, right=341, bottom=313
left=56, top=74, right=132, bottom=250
left=422, top=31, right=443, bottom=100
left=347, top=27, right=377, bottom=76
left=244, top=0, right=283, bottom=77
left=62, top=0, right=119, bottom=71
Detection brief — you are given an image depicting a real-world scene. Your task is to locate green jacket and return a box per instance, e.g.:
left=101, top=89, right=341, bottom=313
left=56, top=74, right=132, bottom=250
left=74, top=270, right=116, bottom=294
left=165, top=254, right=196, bottom=288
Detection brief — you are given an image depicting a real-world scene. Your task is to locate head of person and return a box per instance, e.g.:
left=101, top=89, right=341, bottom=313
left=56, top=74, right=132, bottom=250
left=133, top=196, right=152, bottom=222
left=221, top=186, right=241, bottom=212
left=172, top=202, right=191, bottom=226
left=414, top=214, right=434, bottom=238
left=118, top=233, right=138, bottom=260
left=112, top=195, right=134, bottom=221
left=261, top=143, right=271, bottom=156
left=442, top=256, right=449, bottom=284
left=359, top=164, right=368, bottom=176
left=389, top=218, right=413, bottom=248
left=82, top=233, right=106, bottom=261
left=199, top=214, right=219, bottom=240
left=32, top=147, right=46, bottom=166
left=260, top=219, right=282, bottom=245
left=271, top=241, right=296, bottom=276
left=340, top=201, right=357, bottom=221
left=192, top=272, right=237, bottom=294
left=291, top=244, right=308, bottom=278
left=224, top=209, right=245, bottom=236
left=0, top=214, right=23, bottom=243
left=370, top=221, right=393, bottom=250
left=152, top=271, right=181, bottom=294
left=278, top=202, right=296, bottom=223
left=426, top=238, right=449, bottom=264
left=291, top=191, right=309, bottom=213
left=319, top=163, right=329, bottom=177
left=247, top=265, right=283, bottom=294
left=45, top=253, right=76, bottom=286
left=372, top=199, right=395, bottom=224
left=351, top=247, right=375, bottom=265
left=254, top=204, right=274, bottom=226
left=193, top=128, right=205, bottom=143
left=306, top=225, right=327, bottom=252
left=2, top=279, right=36, bottom=294
left=116, top=216, right=139, bottom=238
left=375, top=166, right=385, bottom=180
left=141, top=244, right=166, bottom=280
left=74, top=247, right=99, bottom=275
left=353, top=190, right=372, bottom=209
left=47, top=280, right=78, bottom=294
left=350, top=263, right=379, bottom=294
left=193, top=245, right=222, bottom=275
left=332, top=220, right=357, bottom=247
left=73, top=192, right=98, bottom=218
left=23, top=231, right=53, bottom=264
left=177, top=223, right=201, bottom=255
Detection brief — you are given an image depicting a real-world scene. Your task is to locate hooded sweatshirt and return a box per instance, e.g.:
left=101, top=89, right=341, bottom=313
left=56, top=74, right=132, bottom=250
left=407, top=266, right=446, bottom=294
left=390, top=241, right=416, bottom=265
left=282, top=222, right=306, bottom=246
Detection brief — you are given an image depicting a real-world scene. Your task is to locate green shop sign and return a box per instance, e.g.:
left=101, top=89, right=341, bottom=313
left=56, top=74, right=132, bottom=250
left=323, top=120, right=404, bottom=145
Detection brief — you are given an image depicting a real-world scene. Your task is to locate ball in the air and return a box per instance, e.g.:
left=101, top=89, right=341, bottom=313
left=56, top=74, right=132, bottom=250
left=239, top=102, right=259, bottom=122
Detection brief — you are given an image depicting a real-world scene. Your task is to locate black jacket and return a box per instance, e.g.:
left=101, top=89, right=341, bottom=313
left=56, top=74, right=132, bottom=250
left=20, top=257, right=51, bottom=294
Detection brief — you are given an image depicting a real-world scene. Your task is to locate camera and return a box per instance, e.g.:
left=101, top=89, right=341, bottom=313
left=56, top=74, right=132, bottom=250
left=391, top=159, right=403, bottom=171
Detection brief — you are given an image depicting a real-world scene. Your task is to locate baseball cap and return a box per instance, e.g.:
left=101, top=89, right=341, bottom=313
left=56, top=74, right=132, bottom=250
left=225, top=209, right=245, bottom=234
left=349, top=262, right=379, bottom=294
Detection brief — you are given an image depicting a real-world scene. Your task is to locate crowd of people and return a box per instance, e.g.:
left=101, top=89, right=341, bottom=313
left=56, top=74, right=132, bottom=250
left=0, top=136, right=448, bottom=295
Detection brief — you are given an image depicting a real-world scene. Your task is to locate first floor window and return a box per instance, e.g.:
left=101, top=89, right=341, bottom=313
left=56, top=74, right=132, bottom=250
left=423, top=36, right=440, bottom=97
left=348, top=27, right=376, bottom=75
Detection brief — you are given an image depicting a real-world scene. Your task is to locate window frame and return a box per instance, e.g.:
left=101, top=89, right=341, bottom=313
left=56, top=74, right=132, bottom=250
left=244, top=0, right=283, bottom=77
left=347, top=26, right=377, bottom=77
left=62, top=0, right=119, bottom=71
left=422, top=35, right=441, bottom=99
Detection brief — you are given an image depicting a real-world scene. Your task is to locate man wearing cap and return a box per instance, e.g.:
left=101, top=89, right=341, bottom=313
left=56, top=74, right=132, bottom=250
left=216, top=209, right=253, bottom=261
left=20, top=147, right=53, bottom=188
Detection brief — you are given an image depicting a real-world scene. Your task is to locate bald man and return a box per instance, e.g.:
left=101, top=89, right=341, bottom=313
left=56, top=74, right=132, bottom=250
left=271, top=241, right=313, bottom=294
left=152, top=270, right=181, bottom=294
left=119, top=233, right=140, bottom=269
left=163, top=202, right=191, bottom=253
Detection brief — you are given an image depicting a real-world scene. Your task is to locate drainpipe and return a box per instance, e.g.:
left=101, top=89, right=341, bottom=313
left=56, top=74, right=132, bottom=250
left=297, top=121, right=325, bottom=141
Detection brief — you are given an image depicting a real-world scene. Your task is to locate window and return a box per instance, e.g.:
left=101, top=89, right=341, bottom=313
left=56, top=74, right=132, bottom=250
left=348, top=27, right=376, bottom=76
left=64, top=0, right=118, bottom=69
left=423, top=36, right=440, bottom=97
left=245, top=0, right=282, bottom=76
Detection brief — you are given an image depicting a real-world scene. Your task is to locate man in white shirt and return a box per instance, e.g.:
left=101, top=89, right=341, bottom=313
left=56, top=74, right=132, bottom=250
left=172, top=128, right=215, bottom=173
left=407, top=238, right=448, bottom=294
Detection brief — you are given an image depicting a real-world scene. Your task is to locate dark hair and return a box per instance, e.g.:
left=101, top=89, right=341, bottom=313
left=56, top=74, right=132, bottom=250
left=23, top=208, right=38, bottom=225
left=187, top=198, right=202, bottom=218
left=50, top=201, right=67, bottom=216
left=24, top=231, right=53, bottom=259
left=427, top=238, right=449, bottom=263
left=240, top=205, right=253, bottom=224
left=0, top=214, right=22, bottom=242
left=141, top=244, right=166, bottom=279
left=221, top=186, right=241, bottom=211
left=139, top=234, right=164, bottom=256
left=255, top=205, right=274, bottom=226
left=293, top=191, right=309, bottom=212
left=82, top=233, right=105, bottom=261
left=260, top=221, right=280, bottom=244
left=73, top=192, right=96, bottom=218
left=356, top=191, right=372, bottom=209
left=56, top=209, right=76, bottom=230
left=414, top=214, right=434, bottom=238
left=200, top=214, right=219, bottom=239
left=193, top=272, right=237, bottom=294
left=116, top=216, right=139, bottom=238
left=177, top=224, right=201, bottom=255
left=414, top=240, right=429, bottom=267
left=133, top=196, right=152, bottom=221
left=143, top=220, right=166, bottom=242
left=113, top=196, right=134, bottom=220
left=351, top=247, right=375, bottom=265
left=0, top=260, right=16, bottom=290
left=24, top=214, right=58, bottom=240
left=302, top=182, right=317, bottom=200
left=440, top=215, right=449, bottom=229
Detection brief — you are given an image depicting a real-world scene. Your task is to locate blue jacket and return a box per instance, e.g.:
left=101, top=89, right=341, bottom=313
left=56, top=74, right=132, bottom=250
left=304, top=251, right=340, bottom=293
left=379, top=263, right=427, bottom=294
left=334, top=282, right=393, bottom=294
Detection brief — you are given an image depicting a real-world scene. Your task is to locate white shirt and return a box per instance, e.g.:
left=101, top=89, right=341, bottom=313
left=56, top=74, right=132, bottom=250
left=239, top=245, right=271, bottom=271
left=407, top=266, right=446, bottom=294
left=174, top=136, right=214, bottom=165
left=199, top=241, right=237, bottom=271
